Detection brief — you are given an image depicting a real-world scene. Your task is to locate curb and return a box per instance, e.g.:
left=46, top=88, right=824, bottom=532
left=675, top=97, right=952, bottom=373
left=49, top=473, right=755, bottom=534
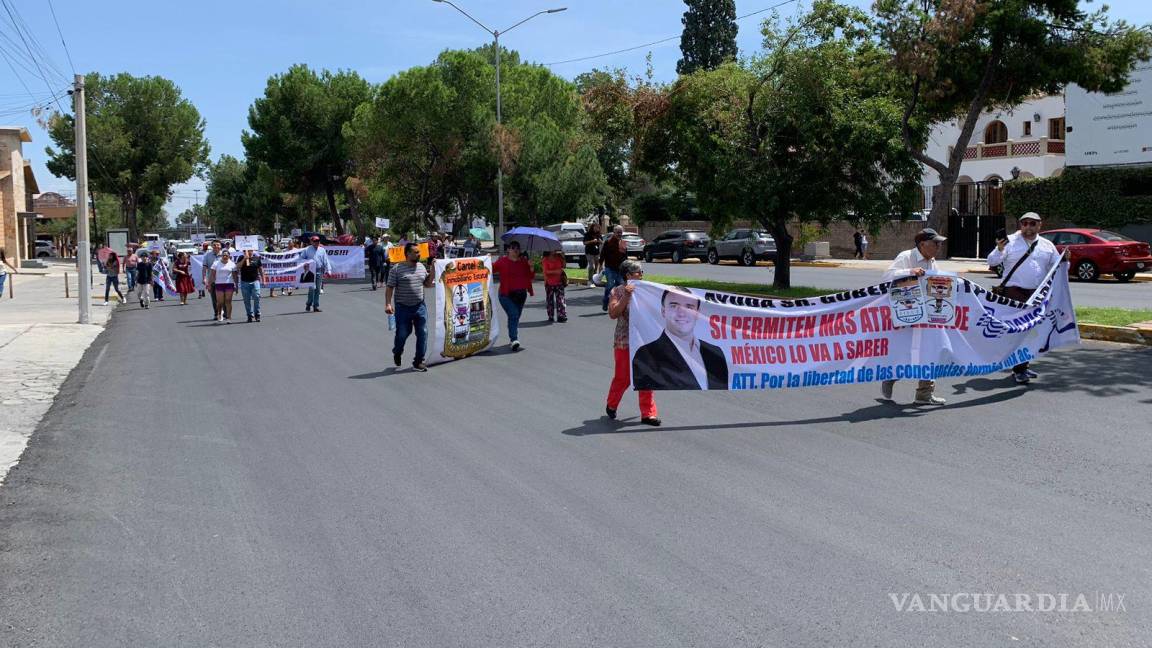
left=1077, top=323, right=1152, bottom=346
left=961, top=270, right=1152, bottom=283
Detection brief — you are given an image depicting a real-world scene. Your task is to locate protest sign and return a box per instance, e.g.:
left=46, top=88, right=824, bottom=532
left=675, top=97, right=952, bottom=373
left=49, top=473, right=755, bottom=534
left=388, top=241, right=430, bottom=263
left=628, top=259, right=1079, bottom=391
left=190, top=246, right=365, bottom=291
left=375, top=217, right=390, bottom=229
left=235, top=235, right=260, bottom=251
left=429, top=256, right=500, bottom=366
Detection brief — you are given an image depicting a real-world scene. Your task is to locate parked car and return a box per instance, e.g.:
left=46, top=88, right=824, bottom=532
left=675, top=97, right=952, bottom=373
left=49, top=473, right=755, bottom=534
left=621, top=233, right=645, bottom=258
left=707, top=228, right=777, bottom=266
left=34, top=240, right=57, bottom=258
left=1040, top=228, right=1152, bottom=282
left=544, top=222, right=587, bottom=236
left=556, top=229, right=588, bottom=268
left=643, top=230, right=710, bottom=263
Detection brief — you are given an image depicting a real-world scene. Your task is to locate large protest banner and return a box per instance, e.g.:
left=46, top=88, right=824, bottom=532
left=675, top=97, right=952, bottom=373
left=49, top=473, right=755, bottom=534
left=189, top=246, right=365, bottom=291
left=429, top=256, right=500, bottom=366
left=628, top=259, right=1079, bottom=391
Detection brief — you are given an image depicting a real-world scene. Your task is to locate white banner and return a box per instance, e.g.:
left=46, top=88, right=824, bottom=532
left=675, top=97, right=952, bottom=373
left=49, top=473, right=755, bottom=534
left=375, top=217, right=391, bottom=229
left=429, top=256, right=500, bottom=366
left=1066, top=62, right=1152, bottom=166
left=190, top=246, right=365, bottom=290
left=234, top=235, right=260, bottom=251
left=628, top=259, right=1079, bottom=391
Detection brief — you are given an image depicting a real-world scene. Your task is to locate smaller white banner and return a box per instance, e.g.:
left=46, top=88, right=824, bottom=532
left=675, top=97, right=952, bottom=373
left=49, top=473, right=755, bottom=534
left=375, top=217, right=391, bottom=229
left=235, top=235, right=260, bottom=251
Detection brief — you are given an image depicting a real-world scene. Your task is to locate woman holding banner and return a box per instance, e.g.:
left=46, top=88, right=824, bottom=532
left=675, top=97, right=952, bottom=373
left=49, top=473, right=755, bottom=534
left=605, top=259, right=660, bottom=427
left=208, top=250, right=239, bottom=323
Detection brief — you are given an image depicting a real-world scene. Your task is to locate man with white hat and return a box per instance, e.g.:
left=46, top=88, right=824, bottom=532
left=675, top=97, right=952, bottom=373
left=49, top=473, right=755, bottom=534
left=987, top=211, right=1061, bottom=384
left=880, top=227, right=949, bottom=405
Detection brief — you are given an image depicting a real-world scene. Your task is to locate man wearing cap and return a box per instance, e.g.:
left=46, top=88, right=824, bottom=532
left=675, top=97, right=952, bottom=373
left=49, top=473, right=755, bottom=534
left=300, top=236, right=332, bottom=313
left=987, top=212, right=1062, bottom=384
left=879, top=228, right=949, bottom=405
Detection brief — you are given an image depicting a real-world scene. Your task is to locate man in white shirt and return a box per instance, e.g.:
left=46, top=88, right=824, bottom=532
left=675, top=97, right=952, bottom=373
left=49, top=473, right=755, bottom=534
left=986, top=211, right=1062, bottom=384
left=880, top=228, right=948, bottom=405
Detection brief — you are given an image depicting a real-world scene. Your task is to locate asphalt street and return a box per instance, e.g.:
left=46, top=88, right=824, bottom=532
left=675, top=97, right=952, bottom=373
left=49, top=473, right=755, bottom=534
left=1, top=281, right=1150, bottom=647
left=635, top=259, right=1152, bottom=309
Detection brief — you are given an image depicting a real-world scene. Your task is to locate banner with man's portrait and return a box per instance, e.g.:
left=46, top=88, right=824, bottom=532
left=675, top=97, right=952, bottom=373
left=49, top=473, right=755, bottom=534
left=627, top=260, right=1080, bottom=392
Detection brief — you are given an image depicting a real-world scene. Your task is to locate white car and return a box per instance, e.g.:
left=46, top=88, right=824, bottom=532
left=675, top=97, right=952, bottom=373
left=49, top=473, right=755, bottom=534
left=621, top=234, right=645, bottom=258
left=35, top=240, right=58, bottom=258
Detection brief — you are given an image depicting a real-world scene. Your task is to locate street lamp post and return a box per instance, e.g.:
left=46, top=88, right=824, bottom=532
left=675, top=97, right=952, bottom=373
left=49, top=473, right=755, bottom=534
left=432, top=0, right=567, bottom=242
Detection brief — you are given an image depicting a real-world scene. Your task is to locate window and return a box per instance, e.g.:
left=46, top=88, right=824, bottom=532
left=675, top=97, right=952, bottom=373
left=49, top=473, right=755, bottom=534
left=984, top=120, right=1008, bottom=144
left=1041, top=233, right=1061, bottom=245
left=1049, top=117, right=1066, bottom=140
left=1064, top=233, right=1089, bottom=245
left=1023, top=121, right=1032, bottom=137
left=1094, top=230, right=1134, bottom=242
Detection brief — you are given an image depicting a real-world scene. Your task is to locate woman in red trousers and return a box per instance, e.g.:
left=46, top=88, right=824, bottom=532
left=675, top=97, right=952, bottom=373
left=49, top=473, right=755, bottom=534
left=605, top=259, right=660, bottom=426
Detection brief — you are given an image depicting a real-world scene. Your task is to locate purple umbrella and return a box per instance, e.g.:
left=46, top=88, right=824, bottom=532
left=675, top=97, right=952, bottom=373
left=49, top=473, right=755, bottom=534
left=500, top=227, right=562, bottom=253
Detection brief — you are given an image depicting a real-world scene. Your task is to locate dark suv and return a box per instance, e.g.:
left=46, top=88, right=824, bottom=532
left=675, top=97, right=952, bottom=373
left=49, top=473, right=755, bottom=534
left=643, top=230, right=711, bottom=263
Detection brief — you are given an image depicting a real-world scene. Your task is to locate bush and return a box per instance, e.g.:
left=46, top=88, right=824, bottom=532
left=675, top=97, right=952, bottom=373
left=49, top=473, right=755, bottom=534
left=1004, top=166, right=1152, bottom=230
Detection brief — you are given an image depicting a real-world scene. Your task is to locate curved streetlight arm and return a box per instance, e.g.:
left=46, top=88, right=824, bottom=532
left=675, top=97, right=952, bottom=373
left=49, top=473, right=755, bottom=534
left=500, top=8, right=566, bottom=37
left=432, top=0, right=494, bottom=36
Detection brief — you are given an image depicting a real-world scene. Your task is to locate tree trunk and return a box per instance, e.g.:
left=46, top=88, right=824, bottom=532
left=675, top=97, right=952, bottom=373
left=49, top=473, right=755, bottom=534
left=325, top=180, right=344, bottom=236
left=123, top=192, right=138, bottom=243
left=768, top=218, right=794, bottom=290
left=342, top=185, right=364, bottom=235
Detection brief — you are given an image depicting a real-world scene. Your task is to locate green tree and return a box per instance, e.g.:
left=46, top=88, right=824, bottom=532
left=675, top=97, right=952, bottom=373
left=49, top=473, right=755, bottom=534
left=874, top=0, right=1152, bottom=227
left=45, top=73, right=210, bottom=242
left=640, top=2, right=922, bottom=288
left=205, top=155, right=285, bottom=236
left=242, top=65, right=372, bottom=235
left=677, top=0, right=739, bottom=75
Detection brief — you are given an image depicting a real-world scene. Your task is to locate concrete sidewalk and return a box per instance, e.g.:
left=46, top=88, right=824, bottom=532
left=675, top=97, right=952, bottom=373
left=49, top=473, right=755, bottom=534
left=0, top=262, right=115, bottom=483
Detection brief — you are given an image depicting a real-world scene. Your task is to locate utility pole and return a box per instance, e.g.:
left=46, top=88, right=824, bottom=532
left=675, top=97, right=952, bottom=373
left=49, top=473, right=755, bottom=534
left=193, top=189, right=200, bottom=238
left=74, top=73, right=92, bottom=324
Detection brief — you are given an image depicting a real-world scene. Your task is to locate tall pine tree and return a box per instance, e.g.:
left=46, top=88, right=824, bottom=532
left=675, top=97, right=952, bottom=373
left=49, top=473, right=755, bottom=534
left=677, top=0, right=738, bottom=75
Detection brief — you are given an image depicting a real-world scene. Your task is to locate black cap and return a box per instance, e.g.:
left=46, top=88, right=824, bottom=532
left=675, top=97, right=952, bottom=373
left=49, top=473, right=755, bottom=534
left=915, top=228, right=947, bottom=243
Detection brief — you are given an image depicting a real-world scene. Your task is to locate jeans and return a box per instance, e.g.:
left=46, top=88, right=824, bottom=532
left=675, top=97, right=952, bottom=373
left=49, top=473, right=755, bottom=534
left=104, top=275, right=123, bottom=302
left=153, top=281, right=163, bottom=300
left=241, top=281, right=261, bottom=317
left=125, top=270, right=136, bottom=292
left=136, top=281, right=151, bottom=307
left=393, top=301, right=428, bottom=364
left=499, top=290, right=528, bottom=342
left=0, top=273, right=5, bottom=296
left=601, top=268, right=623, bottom=309
left=306, top=273, right=323, bottom=308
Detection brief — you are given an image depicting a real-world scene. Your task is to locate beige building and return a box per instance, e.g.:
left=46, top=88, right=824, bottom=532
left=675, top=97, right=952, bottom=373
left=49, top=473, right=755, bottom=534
left=0, top=126, right=41, bottom=268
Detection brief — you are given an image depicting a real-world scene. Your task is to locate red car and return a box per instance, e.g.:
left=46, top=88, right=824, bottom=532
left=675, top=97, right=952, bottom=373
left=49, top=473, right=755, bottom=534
left=1040, top=228, right=1152, bottom=282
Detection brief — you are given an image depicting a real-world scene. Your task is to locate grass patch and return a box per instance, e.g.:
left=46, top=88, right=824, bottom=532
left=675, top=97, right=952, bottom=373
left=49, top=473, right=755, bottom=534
left=641, top=274, right=832, bottom=299
left=1074, top=307, right=1152, bottom=327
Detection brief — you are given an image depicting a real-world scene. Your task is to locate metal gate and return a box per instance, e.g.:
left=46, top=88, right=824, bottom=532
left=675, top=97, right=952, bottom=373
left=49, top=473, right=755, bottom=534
left=945, top=182, right=1006, bottom=258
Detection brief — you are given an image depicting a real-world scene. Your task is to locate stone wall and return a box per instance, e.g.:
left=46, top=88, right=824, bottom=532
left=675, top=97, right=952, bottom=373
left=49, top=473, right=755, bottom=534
left=636, top=219, right=931, bottom=260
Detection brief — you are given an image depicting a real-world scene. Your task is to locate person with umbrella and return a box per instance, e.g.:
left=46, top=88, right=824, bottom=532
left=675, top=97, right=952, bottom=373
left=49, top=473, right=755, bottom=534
left=492, top=239, right=535, bottom=351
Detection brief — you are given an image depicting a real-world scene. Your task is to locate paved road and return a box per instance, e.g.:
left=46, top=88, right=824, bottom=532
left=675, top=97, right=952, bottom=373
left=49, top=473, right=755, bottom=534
left=632, top=259, right=1152, bottom=309
left=2, top=283, right=1150, bottom=647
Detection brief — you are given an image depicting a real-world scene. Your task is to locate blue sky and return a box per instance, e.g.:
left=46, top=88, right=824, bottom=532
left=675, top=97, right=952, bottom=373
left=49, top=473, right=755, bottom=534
left=2, top=0, right=1150, bottom=221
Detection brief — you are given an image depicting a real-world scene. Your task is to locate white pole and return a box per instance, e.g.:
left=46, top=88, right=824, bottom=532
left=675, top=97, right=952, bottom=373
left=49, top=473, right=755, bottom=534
left=74, top=74, right=92, bottom=324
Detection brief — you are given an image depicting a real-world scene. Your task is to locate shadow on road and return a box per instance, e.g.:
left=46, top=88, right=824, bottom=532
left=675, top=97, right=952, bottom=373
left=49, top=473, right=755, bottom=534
left=952, top=344, right=1151, bottom=399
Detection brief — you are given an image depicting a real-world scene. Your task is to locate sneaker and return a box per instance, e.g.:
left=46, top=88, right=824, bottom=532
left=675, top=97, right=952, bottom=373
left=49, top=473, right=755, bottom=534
left=602, top=304, right=608, bottom=312
left=255, top=314, right=261, bottom=322
left=247, top=316, right=254, bottom=323
left=1013, top=372, right=1031, bottom=385
left=393, top=352, right=402, bottom=367
left=305, top=305, right=312, bottom=312
left=313, top=308, right=322, bottom=313
left=605, top=406, right=617, bottom=420
left=913, top=395, right=947, bottom=406
left=641, top=417, right=662, bottom=427
left=510, top=340, right=521, bottom=351
left=320, top=288, right=325, bottom=294
left=412, top=362, right=428, bottom=372
left=103, top=301, right=109, bottom=306
left=557, top=317, right=567, bottom=323
left=547, top=317, right=554, bottom=323
left=1023, top=369, right=1039, bottom=379
left=880, top=381, right=894, bottom=401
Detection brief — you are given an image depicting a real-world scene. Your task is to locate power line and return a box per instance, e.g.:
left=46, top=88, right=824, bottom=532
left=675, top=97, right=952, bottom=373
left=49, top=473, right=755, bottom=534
left=0, top=0, right=66, bottom=112
left=45, top=0, right=76, bottom=75
left=544, top=0, right=801, bottom=67
left=0, top=0, right=66, bottom=82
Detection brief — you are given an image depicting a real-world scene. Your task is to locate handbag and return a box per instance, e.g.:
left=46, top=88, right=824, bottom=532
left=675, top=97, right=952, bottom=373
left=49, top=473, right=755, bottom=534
left=991, top=239, right=1038, bottom=295
left=560, top=271, right=569, bottom=287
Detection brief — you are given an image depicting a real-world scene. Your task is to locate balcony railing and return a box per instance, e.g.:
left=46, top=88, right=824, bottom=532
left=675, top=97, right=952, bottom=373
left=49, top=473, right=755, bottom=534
left=952, top=137, right=1065, bottom=161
